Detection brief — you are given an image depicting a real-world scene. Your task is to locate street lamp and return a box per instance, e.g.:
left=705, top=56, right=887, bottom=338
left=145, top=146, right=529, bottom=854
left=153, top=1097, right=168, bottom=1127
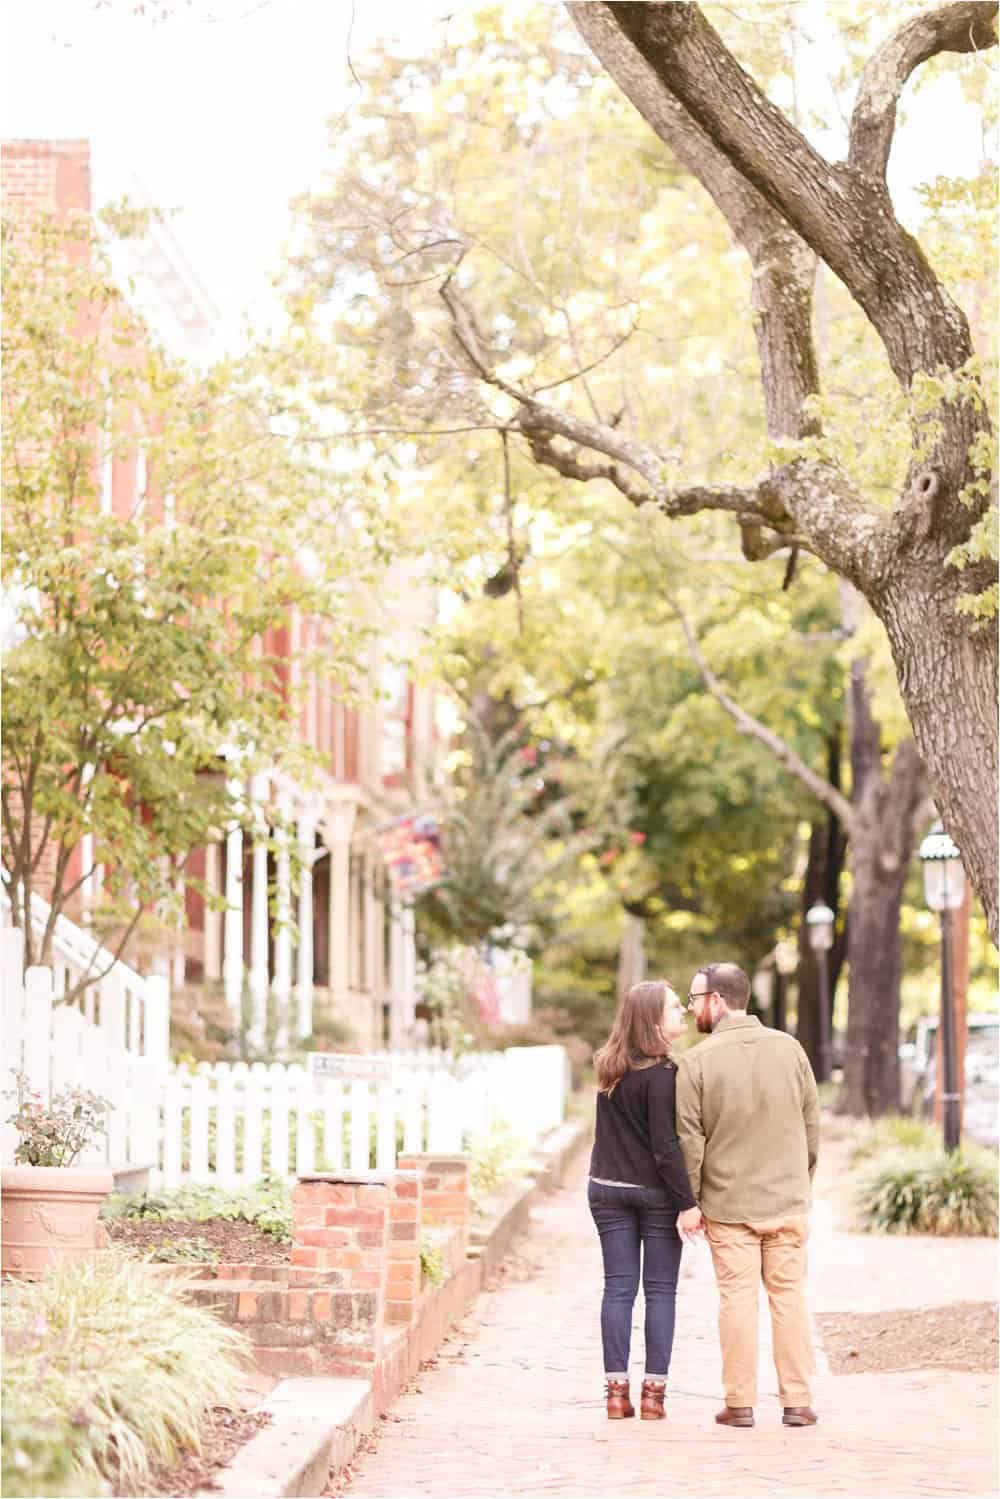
left=919, top=823, right=965, bottom=1153
left=806, top=903, right=835, bottom=1084
left=773, top=939, right=798, bottom=1034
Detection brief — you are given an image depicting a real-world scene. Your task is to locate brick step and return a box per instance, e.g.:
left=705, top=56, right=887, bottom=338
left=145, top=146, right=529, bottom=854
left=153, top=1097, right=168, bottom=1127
left=185, top=1280, right=376, bottom=1336
left=155, top=1262, right=291, bottom=1283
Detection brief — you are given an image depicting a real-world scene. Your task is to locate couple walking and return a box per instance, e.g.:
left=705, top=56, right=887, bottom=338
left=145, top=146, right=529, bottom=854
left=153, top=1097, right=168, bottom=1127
left=588, top=962, right=820, bottom=1428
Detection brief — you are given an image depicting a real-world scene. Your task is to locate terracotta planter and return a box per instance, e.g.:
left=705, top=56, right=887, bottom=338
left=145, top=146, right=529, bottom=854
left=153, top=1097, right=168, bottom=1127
left=1, top=1164, right=114, bottom=1279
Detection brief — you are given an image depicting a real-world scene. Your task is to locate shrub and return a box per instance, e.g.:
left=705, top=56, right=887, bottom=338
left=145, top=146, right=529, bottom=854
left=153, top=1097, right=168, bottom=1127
left=853, top=1147, right=998, bottom=1236
left=463, top=1121, right=540, bottom=1207
left=5, top=1071, right=110, bottom=1166
left=147, top=1237, right=220, bottom=1265
left=102, top=1177, right=293, bottom=1243
left=419, top=1235, right=445, bottom=1288
left=2, top=1251, right=249, bottom=1497
left=849, top=1114, right=942, bottom=1166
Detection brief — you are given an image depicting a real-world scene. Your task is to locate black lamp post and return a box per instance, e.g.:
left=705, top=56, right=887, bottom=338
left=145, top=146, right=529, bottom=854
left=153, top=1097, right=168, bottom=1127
left=919, top=824, right=965, bottom=1153
left=806, top=903, right=835, bottom=1083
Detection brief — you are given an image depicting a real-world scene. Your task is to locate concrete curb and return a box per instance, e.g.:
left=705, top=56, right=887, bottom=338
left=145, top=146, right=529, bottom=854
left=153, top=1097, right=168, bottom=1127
left=201, top=1110, right=592, bottom=1498
left=195, top=1376, right=372, bottom=1498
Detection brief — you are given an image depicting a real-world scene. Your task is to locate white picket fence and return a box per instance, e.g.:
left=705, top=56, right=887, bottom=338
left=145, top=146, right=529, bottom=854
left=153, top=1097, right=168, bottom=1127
left=0, top=883, right=169, bottom=1076
left=158, top=1045, right=568, bottom=1189
left=1, top=907, right=567, bottom=1184
left=1, top=925, right=159, bottom=1170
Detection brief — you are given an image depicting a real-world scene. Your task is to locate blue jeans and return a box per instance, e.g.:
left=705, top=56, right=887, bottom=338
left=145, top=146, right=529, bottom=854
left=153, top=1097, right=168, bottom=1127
left=588, top=1179, right=683, bottom=1378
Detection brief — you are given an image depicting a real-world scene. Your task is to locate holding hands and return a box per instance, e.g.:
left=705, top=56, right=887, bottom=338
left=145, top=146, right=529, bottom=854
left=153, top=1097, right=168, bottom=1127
left=677, top=1205, right=704, bottom=1245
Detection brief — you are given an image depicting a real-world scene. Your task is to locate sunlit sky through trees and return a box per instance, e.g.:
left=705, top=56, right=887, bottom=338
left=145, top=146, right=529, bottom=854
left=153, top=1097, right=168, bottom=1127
left=3, top=0, right=989, bottom=352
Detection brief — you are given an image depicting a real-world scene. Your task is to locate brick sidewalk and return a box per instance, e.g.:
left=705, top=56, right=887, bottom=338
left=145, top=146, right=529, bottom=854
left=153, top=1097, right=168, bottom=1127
left=343, top=1144, right=997, bottom=1498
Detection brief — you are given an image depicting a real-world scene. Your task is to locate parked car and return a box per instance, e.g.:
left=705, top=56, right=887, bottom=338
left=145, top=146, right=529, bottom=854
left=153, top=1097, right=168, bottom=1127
left=899, top=1013, right=999, bottom=1147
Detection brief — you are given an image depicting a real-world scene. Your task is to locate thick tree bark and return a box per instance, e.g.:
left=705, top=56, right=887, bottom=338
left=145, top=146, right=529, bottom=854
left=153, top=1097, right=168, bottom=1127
left=839, top=665, right=927, bottom=1117
left=553, top=3, right=999, bottom=938
left=877, top=556, right=999, bottom=942
left=795, top=737, right=848, bottom=1072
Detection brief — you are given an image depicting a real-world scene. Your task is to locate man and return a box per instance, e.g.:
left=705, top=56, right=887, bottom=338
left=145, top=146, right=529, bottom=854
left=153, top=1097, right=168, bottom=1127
left=676, top=961, right=820, bottom=1430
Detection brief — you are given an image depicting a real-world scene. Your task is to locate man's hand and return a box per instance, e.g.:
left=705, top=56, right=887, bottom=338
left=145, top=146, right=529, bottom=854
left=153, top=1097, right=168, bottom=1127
left=677, top=1205, right=703, bottom=1244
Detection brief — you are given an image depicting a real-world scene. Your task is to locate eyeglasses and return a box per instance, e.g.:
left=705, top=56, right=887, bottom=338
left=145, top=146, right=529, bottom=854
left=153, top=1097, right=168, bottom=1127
left=685, top=991, right=715, bottom=1006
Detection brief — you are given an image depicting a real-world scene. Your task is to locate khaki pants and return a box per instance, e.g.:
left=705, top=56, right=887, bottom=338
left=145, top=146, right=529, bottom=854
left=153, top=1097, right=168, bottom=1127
left=705, top=1215, right=813, bottom=1408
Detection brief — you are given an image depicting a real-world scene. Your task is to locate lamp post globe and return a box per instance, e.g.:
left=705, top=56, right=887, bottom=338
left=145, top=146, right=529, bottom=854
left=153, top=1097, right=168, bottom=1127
left=805, top=903, right=835, bottom=951
left=918, top=825, right=965, bottom=912
left=919, top=824, right=964, bottom=1153
left=805, top=904, right=835, bottom=1084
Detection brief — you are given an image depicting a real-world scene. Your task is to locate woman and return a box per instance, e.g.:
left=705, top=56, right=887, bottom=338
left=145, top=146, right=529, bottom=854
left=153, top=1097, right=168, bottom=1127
left=589, top=979, right=702, bottom=1422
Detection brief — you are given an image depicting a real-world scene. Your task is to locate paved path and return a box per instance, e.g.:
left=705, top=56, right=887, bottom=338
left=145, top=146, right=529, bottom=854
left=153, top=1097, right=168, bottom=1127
left=344, top=1136, right=997, bottom=1498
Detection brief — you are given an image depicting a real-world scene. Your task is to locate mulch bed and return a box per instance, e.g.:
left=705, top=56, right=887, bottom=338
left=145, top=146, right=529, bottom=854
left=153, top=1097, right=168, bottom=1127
left=816, top=1301, right=999, bottom=1375
left=105, top=1218, right=290, bottom=1266
left=117, top=1405, right=271, bottom=1497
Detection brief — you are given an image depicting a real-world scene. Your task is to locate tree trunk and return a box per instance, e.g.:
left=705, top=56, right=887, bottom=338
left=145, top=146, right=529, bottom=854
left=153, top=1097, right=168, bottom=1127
left=795, top=736, right=848, bottom=1070
left=875, top=565, right=998, bottom=940
left=839, top=664, right=927, bottom=1117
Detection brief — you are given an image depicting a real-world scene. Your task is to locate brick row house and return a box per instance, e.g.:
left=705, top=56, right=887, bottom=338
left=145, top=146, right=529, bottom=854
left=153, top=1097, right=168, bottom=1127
left=2, top=139, right=436, bottom=1051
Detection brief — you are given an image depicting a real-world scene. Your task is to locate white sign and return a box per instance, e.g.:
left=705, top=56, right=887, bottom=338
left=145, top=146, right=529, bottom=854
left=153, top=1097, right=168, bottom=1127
left=308, top=1052, right=394, bottom=1085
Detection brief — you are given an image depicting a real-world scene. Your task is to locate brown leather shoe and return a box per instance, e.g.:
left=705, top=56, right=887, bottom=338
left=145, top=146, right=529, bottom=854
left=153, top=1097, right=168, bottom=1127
left=640, top=1379, right=666, bottom=1420
left=605, top=1379, right=635, bottom=1419
left=715, top=1405, right=754, bottom=1427
left=783, top=1406, right=818, bottom=1426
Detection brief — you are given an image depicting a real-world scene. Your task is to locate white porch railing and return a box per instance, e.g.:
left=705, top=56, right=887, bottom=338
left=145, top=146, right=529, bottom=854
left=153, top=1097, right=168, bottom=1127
left=1, top=883, right=169, bottom=1076
left=1, top=924, right=160, bottom=1170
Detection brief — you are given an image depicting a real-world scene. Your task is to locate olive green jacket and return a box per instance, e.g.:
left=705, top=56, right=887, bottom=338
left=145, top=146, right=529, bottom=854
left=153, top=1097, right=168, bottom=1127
left=675, top=1013, right=820, bottom=1223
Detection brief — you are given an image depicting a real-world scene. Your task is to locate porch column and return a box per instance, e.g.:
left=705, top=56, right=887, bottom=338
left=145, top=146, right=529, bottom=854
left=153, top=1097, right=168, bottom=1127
left=248, top=772, right=270, bottom=1050
left=388, top=893, right=407, bottom=1049
left=273, top=794, right=293, bottom=1054
left=295, top=809, right=317, bottom=1040
left=222, top=779, right=244, bottom=1020
left=325, top=797, right=357, bottom=1024
left=171, top=866, right=186, bottom=987
left=204, top=842, right=222, bottom=982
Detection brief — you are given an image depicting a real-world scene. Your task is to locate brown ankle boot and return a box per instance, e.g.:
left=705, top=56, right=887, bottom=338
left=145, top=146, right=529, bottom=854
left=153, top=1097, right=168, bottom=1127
left=605, top=1379, right=635, bottom=1419
left=640, top=1379, right=666, bottom=1420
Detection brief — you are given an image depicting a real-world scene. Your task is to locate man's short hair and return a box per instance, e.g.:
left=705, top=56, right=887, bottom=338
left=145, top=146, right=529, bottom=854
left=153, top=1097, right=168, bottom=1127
left=698, top=961, right=751, bottom=1010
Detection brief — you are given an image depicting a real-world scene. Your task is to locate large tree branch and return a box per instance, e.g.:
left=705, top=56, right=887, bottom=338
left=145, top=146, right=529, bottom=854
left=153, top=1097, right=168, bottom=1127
left=666, top=591, right=857, bottom=832
left=568, top=1, right=821, bottom=447
left=441, top=252, right=892, bottom=588
left=573, top=3, right=990, bottom=401
left=849, top=3, right=999, bottom=180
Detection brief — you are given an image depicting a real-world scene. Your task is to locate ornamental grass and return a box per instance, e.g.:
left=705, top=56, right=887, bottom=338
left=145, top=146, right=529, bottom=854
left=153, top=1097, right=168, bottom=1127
left=2, top=1250, right=250, bottom=1497
left=848, top=1113, right=943, bottom=1166
left=852, top=1146, right=998, bottom=1237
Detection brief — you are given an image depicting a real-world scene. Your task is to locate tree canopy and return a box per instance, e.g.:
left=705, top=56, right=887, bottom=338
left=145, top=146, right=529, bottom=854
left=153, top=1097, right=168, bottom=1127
left=284, top=0, right=998, bottom=937
left=1, top=207, right=395, bottom=969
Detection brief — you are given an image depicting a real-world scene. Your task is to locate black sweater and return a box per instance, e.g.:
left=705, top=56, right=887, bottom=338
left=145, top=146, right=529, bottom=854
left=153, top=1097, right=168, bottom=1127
left=589, top=1059, right=697, bottom=1210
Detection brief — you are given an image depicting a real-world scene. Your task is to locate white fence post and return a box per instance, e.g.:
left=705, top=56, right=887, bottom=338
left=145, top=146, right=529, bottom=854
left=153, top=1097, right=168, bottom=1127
left=244, top=1077, right=264, bottom=1183
left=23, top=966, right=54, bottom=1102
left=189, top=1072, right=210, bottom=1182
left=162, top=1073, right=184, bottom=1187
left=348, top=1079, right=370, bottom=1173
left=428, top=1073, right=462, bottom=1153
left=129, top=1058, right=159, bottom=1169
left=215, top=1070, right=237, bottom=1188
left=144, top=975, right=171, bottom=1080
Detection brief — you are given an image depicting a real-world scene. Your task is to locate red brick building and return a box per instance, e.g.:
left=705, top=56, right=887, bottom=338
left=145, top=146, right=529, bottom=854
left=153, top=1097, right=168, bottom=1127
left=2, top=139, right=436, bottom=1050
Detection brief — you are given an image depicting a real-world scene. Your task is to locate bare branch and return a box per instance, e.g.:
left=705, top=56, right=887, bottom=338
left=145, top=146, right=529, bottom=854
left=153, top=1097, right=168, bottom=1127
left=665, top=589, right=857, bottom=831
left=850, top=3, right=999, bottom=180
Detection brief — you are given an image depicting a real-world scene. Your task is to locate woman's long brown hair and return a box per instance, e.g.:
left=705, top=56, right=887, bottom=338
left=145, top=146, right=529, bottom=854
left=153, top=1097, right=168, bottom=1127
left=594, top=980, right=675, bottom=1095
